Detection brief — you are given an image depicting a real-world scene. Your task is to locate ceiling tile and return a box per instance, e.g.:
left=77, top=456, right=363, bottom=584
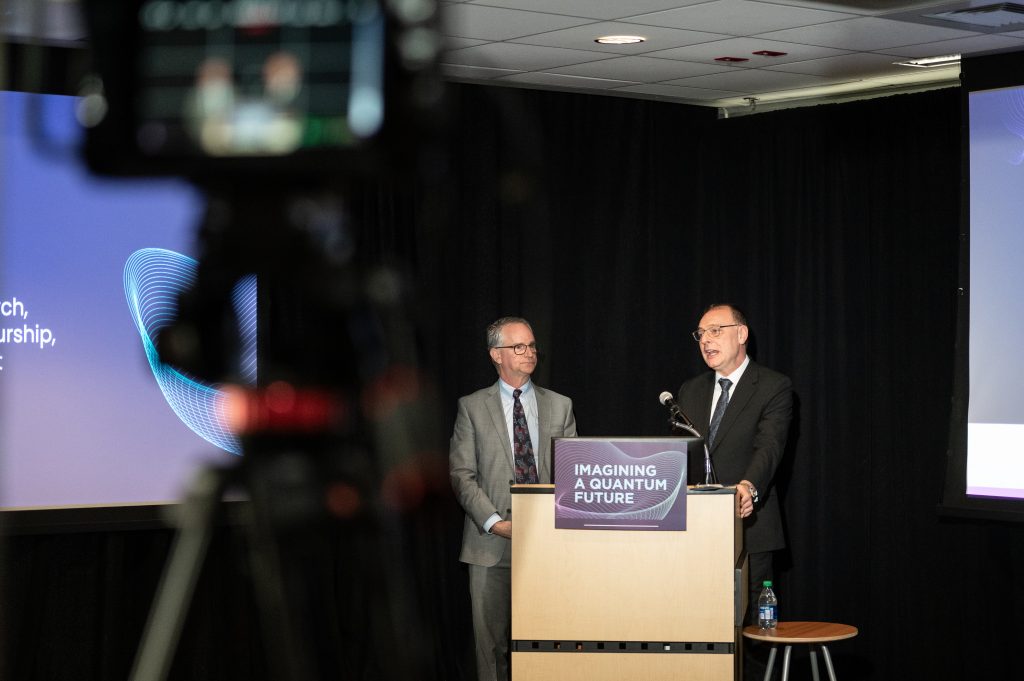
left=443, top=3, right=594, bottom=41
left=644, top=36, right=852, bottom=66
left=756, top=16, right=980, bottom=51
left=445, top=36, right=489, bottom=51
left=665, top=67, right=836, bottom=93
left=443, top=42, right=613, bottom=71
left=763, top=51, right=910, bottom=78
left=625, top=0, right=859, bottom=35
left=548, top=55, right=735, bottom=82
left=878, top=33, right=1024, bottom=59
left=506, top=20, right=730, bottom=54
left=496, top=72, right=640, bottom=89
left=613, top=82, right=743, bottom=100
left=760, top=0, right=888, bottom=12
left=462, top=0, right=706, bottom=21
left=441, top=64, right=524, bottom=79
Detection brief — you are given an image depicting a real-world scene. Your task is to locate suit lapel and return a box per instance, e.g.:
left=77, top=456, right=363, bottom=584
left=535, top=386, right=552, bottom=482
left=696, top=373, right=715, bottom=436
left=484, top=383, right=514, bottom=468
left=712, top=362, right=758, bottom=452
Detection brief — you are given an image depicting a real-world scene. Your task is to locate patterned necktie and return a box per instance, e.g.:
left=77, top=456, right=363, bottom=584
left=513, top=389, right=539, bottom=484
left=707, top=377, right=732, bottom=449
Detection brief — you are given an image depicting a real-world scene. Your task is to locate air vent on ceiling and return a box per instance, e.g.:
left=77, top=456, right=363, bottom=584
left=925, top=3, right=1024, bottom=28
left=887, top=1, right=1024, bottom=35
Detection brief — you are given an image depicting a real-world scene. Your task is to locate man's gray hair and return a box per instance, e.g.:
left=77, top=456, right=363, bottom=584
left=486, top=316, right=533, bottom=349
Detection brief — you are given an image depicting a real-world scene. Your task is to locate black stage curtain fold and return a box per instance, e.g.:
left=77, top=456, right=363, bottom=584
left=5, top=83, right=1024, bottom=681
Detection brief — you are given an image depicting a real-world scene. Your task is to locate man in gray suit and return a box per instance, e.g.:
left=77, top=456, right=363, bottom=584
left=677, top=303, right=793, bottom=625
left=450, top=316, right=577, bottom=681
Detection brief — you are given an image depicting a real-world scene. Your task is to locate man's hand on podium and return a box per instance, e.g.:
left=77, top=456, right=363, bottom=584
left=735, top=483, right=754, bottom=519
left=491, top=520, right=512, bottom=539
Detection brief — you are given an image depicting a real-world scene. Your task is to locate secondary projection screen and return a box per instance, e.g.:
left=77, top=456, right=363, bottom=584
left=966, top=85, right=1024, bottom=499
left=945, top=50, right=1024, bottom=520
left=0, top=91, right=251, bottom=515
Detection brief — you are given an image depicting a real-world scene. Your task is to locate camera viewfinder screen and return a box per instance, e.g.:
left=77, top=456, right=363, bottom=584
left=133, top=0, right=385, bottom=158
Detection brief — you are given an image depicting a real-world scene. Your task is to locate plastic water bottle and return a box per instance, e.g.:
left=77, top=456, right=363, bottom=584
left=758, top=580, right=778, bottom=629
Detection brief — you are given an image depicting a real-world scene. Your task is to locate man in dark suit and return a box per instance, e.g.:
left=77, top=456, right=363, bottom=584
left=450, top=316, right=577, bottom=681
left=677, top=303, right=792, bottom=624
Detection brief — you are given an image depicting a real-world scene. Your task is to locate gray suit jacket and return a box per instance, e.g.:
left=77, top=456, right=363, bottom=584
left=450, top=381, right=577, bottom=567
left=678, top=360, right=793, bottom=554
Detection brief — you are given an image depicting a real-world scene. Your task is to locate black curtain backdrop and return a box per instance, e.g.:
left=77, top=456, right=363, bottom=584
left=5, top=83, right=1024, bottom=681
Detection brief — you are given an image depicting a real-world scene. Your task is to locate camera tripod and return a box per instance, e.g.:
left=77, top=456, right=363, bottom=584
left=129, top=189, right=442, bottom=681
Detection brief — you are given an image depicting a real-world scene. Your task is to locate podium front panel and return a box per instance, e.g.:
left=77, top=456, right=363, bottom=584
left=511, top=650, right=733, bottom=681
left=511, top=485, right=742, bottom=681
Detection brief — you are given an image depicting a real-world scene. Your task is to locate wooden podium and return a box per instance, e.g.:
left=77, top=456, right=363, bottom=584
left=511, top=485, right=744, bottom=681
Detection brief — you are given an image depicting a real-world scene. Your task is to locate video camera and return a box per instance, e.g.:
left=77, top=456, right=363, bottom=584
left=73, top=3, right=448, bottom=680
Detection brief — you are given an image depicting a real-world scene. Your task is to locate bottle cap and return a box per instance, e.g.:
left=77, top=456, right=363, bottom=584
left=763, top=580, right=772, bottom=587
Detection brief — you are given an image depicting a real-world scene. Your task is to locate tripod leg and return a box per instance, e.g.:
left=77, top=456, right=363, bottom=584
left=130, top=465, right=231, bottom=681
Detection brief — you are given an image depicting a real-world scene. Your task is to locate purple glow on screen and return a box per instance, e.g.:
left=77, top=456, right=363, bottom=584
left=966, top=487, right=1024, bottom=499
left=553, top=438, right=687, bottom=531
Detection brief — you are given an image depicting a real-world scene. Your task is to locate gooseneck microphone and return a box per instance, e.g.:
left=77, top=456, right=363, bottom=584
left=659, top=391, right=695, bottom=430
left=658, top=391, right=719, bottom=487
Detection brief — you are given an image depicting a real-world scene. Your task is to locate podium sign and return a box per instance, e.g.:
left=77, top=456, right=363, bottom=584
left=552, top=437, right=690, bottom=531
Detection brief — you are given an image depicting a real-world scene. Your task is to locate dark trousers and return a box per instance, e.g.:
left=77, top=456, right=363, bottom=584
left=746, top=550, right=774, bottom=625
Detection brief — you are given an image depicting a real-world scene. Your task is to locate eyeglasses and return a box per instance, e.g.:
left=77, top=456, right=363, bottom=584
left=691, top=324, right=740, bottom=342
left=493, top=342, right=538, bottom=355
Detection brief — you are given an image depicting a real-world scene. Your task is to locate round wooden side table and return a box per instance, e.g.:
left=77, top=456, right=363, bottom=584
left=742, top=621, right=858, bottom=681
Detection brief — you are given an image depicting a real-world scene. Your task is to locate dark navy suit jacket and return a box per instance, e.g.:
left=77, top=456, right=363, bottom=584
left=678, top=360, right=793, bottom=554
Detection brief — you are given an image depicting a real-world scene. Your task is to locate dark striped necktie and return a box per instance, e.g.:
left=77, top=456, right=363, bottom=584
left=708, top=377, right=732, bottom=449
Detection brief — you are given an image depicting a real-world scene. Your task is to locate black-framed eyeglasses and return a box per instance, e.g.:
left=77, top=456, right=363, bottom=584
left=691, top=324, right=740, bottom=342
left=493, top=343, right=538, bottom=355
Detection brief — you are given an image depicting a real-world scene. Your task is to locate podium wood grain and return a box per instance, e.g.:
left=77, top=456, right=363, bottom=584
left=513, top=651, right=733, bottom=681
left=511, top=486, right=741, bottom=643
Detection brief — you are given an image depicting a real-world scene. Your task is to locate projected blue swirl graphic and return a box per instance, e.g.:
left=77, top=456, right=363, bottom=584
left=124, top=248, right=257, bottom=455
left=1000, top=89, right=1024, bottom=165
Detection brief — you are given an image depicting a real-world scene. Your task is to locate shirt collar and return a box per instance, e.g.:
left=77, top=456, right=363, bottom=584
left=499, top=378, right=533, bottom=397
left=717, top=355, right=750, bottom=385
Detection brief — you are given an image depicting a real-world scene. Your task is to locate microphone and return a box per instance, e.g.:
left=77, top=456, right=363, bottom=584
left=659, top=391, right=719, bottom=488
left=659, top=391, right=695, bottom=429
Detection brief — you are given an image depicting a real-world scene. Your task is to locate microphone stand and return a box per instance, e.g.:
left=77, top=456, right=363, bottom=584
left=669, top=416, right=720, bottom=489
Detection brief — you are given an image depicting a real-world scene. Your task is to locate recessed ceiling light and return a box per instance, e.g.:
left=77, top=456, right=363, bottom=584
left=894, top=54, right=961, bottom=68
left=595, top=35, right=645, bottom=45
